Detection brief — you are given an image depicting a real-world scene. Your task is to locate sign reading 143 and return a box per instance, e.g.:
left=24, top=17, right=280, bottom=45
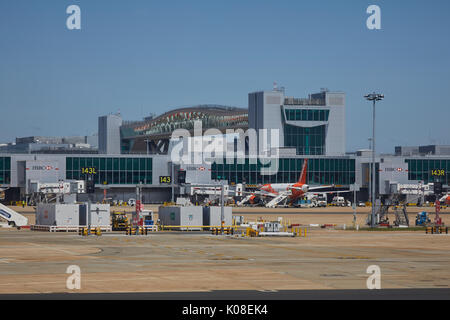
left=81, top=167, right=97, bottom=175
left=160, top=176, right=171, bottom=184
left=431, top=169, right=445, bottom=176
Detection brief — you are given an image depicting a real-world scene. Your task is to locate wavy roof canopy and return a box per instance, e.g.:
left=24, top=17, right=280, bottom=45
left=122, top=105, right=248, bottom=138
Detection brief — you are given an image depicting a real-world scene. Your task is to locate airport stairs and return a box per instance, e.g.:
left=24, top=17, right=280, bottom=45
left=266, top=194, right=289, bottom=208
left=0, top=203, right=28, bottom=228
left=394, top=205, right=409, bottom=227
left=237, top=194, right=253, bottom=206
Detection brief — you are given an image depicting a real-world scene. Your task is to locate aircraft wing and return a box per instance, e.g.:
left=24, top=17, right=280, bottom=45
left=308, top=185, right=336, bottom=191
left=291, top=186, right=353, bottom=195
left=290, top=185, right=335, bottom=191
left=319, top=190, right=354, bottom=195
left=240, top=190, right=279, bottom=198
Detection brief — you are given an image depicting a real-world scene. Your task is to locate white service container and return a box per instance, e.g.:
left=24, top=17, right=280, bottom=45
left=79, top=204, right=110, bottom=226
left=36, top=204, right=80, bottom=226
left=158, top=206, right=203, bottom=230
left=203, top=206, right=232, bottom=226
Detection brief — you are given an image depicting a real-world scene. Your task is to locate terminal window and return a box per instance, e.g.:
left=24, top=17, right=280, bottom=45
left=284, top=124, right=326, bottom=156
left=211, top=158, right=355, bottom=185
left=0, top=157, right=11, bottom=184
left=285, top=109, right=330, bottom=122
left=66, top=157, right=152, bottom=185
left=406, top=159, right=450, bottom=184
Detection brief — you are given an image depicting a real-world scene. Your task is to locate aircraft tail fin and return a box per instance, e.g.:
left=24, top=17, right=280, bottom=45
left=298, top=159, right=308, bottom=184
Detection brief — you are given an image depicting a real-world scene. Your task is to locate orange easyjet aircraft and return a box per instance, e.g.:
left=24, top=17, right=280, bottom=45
left=439, top=193, right=450, bottom=206
left=244, top=159, right=339, bottom=206
left=259, top=158, right=310, bottom=200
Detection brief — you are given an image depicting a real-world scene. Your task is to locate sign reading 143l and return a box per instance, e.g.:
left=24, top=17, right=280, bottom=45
left=431, top=169, right=445, bottom=176
left=81, top=167, right=97, bottom=175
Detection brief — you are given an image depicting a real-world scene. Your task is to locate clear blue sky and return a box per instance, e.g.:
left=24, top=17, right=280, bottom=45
left=1, top=0, right=449, bottom=153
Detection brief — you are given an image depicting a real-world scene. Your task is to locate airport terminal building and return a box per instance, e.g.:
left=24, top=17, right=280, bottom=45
left=1, top=88, right=449, bottom=203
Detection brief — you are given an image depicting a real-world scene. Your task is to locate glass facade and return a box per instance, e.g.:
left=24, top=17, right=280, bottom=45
left=285, top=109, right=330, bottom=122
left=284, top=124, right=326, bottom=155
left=211, top=158, right=355, bottom=185
left=66, top=157, right=152, bottom=185
left=406, top=159, right=450, bottom=184
left=0, top=157, right=11, bottom=184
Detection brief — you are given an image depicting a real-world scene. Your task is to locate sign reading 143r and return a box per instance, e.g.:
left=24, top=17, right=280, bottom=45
left=431, top=169, right=445, bottom=176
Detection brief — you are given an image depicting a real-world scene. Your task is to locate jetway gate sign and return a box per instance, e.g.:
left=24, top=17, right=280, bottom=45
left=398, top=183, right=433, bottom=195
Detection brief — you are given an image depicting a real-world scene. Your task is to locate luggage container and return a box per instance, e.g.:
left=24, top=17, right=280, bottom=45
left=36, top=204, right=80, bottom=226
left=79, top=204, right=110, bottom=227
left=203, top=206, right=232, bottom=226
left=158, top=206, right=202, bottom=231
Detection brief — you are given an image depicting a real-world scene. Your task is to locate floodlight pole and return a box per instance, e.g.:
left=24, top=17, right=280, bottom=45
left=353, top=183, right=357, bottom=227
left=171, top=162, right=175, bottom=203
left=372, top=98, right=376, bottom=228
left=221, top=186, right=225, bottom=234
left=368, top=138, right=372, bottom=204
left=365, top=93, right=384, bottom=228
